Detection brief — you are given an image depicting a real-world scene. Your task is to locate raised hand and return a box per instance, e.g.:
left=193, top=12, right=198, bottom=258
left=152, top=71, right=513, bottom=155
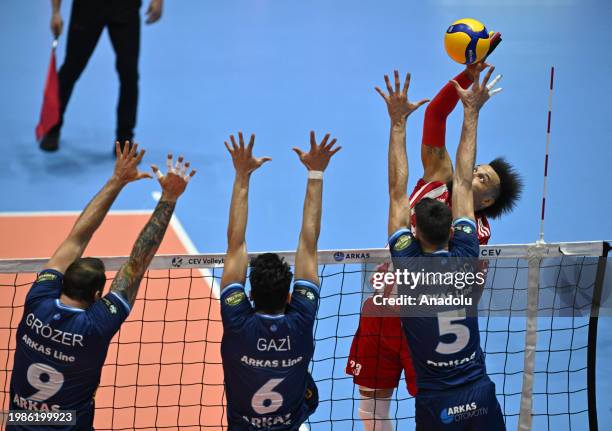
left=293, top=131, right=341, bottom=172
left=465, top=61, right=491, bottom=82
left=146, top=0, right=163, bottom=24
left=451, top=65, right=502, bottom=112
left=151, top=154, right=196, bottom=202
left=225, top=132, right=272, bottom=175
left=112, top=141, right=152, bottom=185
left=375, top=70, right=430, bottom=125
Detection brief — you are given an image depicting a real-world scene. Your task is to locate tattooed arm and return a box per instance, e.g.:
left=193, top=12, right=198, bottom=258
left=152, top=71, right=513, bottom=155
left=47, top=143, right=150, bottom=274
left=110, top=154, right=196, bottom=306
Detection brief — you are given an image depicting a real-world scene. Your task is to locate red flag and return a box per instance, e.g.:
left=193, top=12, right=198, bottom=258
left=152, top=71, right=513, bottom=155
left=35, top=42, right=61, bottom=141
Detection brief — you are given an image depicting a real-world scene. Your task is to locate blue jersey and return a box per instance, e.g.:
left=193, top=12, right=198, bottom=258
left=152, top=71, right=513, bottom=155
left=9, top=269, right=131, bottom=430
left=220, top=280, right=320, bottom=430
left=390, top=218, right=487, bottom=391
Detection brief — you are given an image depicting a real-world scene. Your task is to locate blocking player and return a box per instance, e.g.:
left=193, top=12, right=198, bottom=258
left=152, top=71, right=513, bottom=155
left=347, top=63, right=522, bottom=429
left=8, top=144, right=195, bottom=430
left=220, top=131, right=340, bottom=430
left=388, top=66, right=505, bottom=430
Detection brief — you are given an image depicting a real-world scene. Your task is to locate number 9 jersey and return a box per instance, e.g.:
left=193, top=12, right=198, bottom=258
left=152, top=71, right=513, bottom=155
left=220, top=280, right=320, bottom=430
left=8, top=269, right=131, bottom=430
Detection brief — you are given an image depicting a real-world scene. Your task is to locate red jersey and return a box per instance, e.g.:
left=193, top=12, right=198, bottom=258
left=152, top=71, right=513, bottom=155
left=409, top=178, right=491, bottom=245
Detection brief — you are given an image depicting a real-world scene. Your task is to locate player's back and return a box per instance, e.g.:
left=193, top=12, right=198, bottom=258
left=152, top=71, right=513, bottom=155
left=220, top=280, right=320, bottom=430
left=9, top=270, right=130, bottom=430
left=389, top=220, right=487, bottom=391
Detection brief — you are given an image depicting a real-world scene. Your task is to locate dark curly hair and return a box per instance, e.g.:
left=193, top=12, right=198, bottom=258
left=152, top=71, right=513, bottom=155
left=480, top=157, right=524, bottom=219
left=249, top=253, right=293, bottom=313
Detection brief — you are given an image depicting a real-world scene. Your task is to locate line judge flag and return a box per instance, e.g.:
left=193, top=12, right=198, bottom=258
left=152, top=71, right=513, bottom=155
left=35, top=41, right=60, bottom=141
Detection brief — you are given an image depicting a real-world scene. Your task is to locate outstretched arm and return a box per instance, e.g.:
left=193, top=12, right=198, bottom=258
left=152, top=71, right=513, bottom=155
left=451, top=66, right=502, bottom=221
left=110, top=155, right=196, bottom=306
left=220, top=133, right=271, bottom=288
left=374, top=70, right=429, bottom=237
left=46, top=143, right=151, bottom=274
left=293, top=132, right=341, bottom=285
left=421, top=63, right=490, bottom=183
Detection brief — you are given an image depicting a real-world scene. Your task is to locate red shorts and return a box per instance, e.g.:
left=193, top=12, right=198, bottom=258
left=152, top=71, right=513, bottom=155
left=346, top=299, right=417, bottom=395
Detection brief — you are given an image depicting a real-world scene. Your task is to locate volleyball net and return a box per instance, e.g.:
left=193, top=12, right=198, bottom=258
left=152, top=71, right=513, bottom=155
left=0, top=240, right=610, bottom=430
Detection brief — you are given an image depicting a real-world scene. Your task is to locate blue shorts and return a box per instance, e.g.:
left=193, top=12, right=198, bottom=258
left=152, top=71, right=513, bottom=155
left=415, top=377, right=505, bottom=431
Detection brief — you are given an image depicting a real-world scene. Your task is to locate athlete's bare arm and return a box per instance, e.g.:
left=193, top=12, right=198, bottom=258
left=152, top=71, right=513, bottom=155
left=421, top=63, right=489, bottom=184
left=451, top=66, right=500, bottom=221
left=46, top=143, right=151, bottom=274
left=220, top=133, right=271, bottom=289
left=375, top=70, right=429, bottom=237
left=110, top=155, right=195, bottom=306
left=293, top=131, right=341, bottom=285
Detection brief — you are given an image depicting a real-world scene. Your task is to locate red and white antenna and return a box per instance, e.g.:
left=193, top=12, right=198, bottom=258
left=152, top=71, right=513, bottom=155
left=538, top=67, right=554, bottom=244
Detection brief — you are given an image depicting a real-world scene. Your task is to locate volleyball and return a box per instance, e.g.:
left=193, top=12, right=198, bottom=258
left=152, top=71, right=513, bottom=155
left=444, top=18, right=493, bottom=65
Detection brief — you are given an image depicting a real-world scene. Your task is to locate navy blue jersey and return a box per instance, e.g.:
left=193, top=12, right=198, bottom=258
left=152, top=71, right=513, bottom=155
left=415, top=376, right=505, bottom=430
left=220, top=280, right=320, bottom=430
left=9, top=269, right=130, bottom=430
left=390, top=218, right=487, bottom=391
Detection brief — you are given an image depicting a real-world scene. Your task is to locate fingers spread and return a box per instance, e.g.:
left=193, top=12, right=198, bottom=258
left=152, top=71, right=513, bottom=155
left=384, top=74, right=393, bottom=94
left=320, top=133, right=330, bottom=148
left=394, top=70, right=400, bottom=93
left=330, top=145, right=342, bottom=155
left=415, top=98, right=430, bottom=108
left=486, top=74, right=503, bottom=90
left=247, top=134, right=255, bottom=153
left=374, top=86, right=388, bottom=101
left=166, top=154, right=174, bottom=173
left=185, top=170, right=196, bottom=182
left=402, top=72, right=411, bottom=95
left=482, top=66, right=495, bottom=88
left=151, top=164, right=163, bottom=180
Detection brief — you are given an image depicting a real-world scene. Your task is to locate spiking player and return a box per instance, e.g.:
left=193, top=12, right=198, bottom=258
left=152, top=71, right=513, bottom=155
left=220, top=131, right=340, bottom=430
left=387, top=67, right=505, bottom=429
left=8, top=144, right=195, bottom=430
left=347, top=59, right=522, bottom=431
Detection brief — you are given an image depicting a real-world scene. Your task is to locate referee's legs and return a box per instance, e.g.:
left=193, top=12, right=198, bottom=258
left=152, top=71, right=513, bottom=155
left=57, top=0, right=105, bottom=131
left=108, top=0, right=141, bottom=143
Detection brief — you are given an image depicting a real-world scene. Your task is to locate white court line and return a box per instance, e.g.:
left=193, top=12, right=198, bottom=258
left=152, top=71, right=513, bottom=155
left=0, top=209, right=220, bottom=298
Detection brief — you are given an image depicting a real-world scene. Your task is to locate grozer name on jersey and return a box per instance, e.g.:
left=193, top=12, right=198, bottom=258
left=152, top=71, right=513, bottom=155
left=25, top=313, right=84, bottom=347
left=257, top=336, right=291, bottom=352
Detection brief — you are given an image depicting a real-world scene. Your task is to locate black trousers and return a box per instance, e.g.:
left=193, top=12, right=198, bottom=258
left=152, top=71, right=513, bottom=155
left=58, top=0, right=141, bottom=141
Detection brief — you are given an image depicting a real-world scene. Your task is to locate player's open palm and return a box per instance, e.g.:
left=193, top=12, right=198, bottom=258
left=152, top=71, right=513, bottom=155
left=225, top=132, right=271, bottom=175
left=151, top=154, right=196, bottom=201
left=293, top=131, right=341, bottom=172
left=375, top=70, right=430, bottom=124
left=112, top=141, right=152, bottom=185
left=451, top=65, right=502, bottom=112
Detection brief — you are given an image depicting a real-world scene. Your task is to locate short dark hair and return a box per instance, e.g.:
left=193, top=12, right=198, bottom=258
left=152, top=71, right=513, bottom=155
left=480, top=157, right=523, bottom=219
left=62, top=257, right=106, bottom=305
left=414, top=198, right=452, bottom=247
left=249, top=253, right=293, bottom=313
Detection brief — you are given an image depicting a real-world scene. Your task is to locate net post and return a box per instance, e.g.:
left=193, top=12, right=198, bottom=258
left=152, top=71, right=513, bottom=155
left=518, top=243, right=544, bottom=431
left=587, top=241, right=610, bottom=431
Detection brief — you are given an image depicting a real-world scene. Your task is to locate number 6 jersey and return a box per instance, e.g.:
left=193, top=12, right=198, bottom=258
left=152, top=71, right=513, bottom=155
left=220, top=280, right=320, bottom=430
left=9, top=269, right=131, bottom=430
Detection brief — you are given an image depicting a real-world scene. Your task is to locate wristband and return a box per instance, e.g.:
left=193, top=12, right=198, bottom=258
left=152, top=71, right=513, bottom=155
left=308, top=170, right=323, bottom=180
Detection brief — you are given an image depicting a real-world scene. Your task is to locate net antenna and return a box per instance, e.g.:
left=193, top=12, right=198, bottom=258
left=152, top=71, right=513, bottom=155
left=538, top=66, right=555, bottom=244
